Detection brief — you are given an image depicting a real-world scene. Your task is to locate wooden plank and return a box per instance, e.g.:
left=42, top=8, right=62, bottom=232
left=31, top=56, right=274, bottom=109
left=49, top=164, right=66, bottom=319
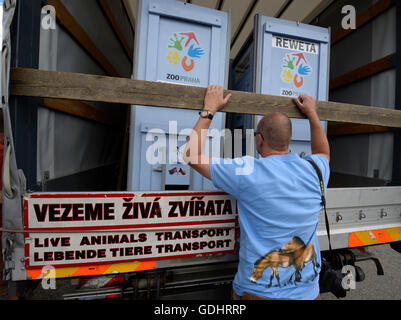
left=98, top=0, right=133, bottom=62
left=331, top=0, right=393, bottom=45
left=328, top=123, right=389, bottom=136
left=48, top=0, right=120, bottom=77
left=9, top=68, right=401, bottom=128
left=43, top=98, right=121, bottom=126
left=330, top=53, right=395, bottom=91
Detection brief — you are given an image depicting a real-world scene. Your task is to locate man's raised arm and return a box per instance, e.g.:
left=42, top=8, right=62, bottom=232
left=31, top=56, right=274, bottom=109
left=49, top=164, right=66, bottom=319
left=293, top=95, right=330, bottom=162
left=183, top=85, right=232, bottom=180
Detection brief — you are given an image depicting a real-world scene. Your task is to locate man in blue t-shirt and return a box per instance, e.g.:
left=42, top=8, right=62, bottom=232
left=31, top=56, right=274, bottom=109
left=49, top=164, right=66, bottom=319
left=184, top=85, right=330, bottom=300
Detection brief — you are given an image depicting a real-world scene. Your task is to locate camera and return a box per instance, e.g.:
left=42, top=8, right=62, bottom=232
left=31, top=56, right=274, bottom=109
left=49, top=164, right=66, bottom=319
left=319, top=258, right=347, bottom=298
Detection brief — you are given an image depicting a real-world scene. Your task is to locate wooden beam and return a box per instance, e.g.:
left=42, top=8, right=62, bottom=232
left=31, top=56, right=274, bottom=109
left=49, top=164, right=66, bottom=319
left=328, top=123, right=389, bottom=136
left=43, top=98, right=121, bottom=126
left=48, top=0, right=120, bottom=77
left=330, top=53, right=395, bottom=91
left=10, top=68, right=401, bottom=128
left=98, top=0, right=133, bottom=62
left=331, top=0, right=393, bottom=45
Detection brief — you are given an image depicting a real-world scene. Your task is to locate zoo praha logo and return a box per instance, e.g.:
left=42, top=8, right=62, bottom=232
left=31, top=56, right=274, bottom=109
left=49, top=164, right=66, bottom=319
left=166, top=32, right=205, bottom=73
left=273, top=36, right=316, bottom=89
left=281, top=52, right=312, bottom=89
left=251, top=237, right=320, bottom=288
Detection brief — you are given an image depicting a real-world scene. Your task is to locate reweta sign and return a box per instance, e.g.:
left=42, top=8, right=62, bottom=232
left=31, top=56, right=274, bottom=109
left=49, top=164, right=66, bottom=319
left=23, top=192, right=238, bottom=268
left=272, top=36, right=319, bottom=55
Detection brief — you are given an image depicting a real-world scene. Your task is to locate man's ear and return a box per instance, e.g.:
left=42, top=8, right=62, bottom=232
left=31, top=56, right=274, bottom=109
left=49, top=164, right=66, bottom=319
left=257, top=135, right=264, bottom=149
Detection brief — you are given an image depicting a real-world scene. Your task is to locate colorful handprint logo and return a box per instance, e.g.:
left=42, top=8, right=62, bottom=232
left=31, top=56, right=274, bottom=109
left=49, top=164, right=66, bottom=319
left=166, top=32, right=205, bottom=72
left=281, top=52, right=312, bottom=88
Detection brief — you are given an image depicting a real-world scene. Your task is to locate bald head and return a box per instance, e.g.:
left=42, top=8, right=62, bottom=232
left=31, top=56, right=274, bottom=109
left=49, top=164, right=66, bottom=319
left=257, top=113, right=292, bottom=151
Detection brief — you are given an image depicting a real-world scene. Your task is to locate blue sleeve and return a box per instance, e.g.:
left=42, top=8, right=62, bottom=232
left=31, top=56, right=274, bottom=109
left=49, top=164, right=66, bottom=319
left=209, top=157, right=249, bottom=200
left=305, top=154, right=331, bottom=189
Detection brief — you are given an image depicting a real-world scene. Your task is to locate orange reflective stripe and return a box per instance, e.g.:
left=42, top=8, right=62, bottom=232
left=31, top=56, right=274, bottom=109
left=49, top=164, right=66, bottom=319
left=385, top=227, right=401, bottom=242
left=26, top=269, right=45, bottom=280
left=27, top=261, right=157, bottom=279
left=72, top=264, right=111, bottom=277
left=371, top=229, right=393, bottom=244
left=349, top=232, right=365, bottom=248
left=133, top=261, right=156, bottom=271
left=349, top=227, right=401, bottom=248
left=104, top=261, right=156, bottom=274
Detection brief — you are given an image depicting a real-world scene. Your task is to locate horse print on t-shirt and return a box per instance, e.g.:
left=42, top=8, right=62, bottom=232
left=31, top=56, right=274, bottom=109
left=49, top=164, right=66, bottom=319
left=250, top=237, right=320, bottom=288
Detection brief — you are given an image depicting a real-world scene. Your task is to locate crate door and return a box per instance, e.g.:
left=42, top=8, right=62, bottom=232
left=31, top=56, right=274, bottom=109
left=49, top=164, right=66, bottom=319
left=254, top=15, right=330, bottom=156
left=128, top=0, right=229, bottom=191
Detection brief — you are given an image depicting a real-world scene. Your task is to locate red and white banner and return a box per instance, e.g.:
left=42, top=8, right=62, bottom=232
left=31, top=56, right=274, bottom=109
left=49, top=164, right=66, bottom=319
left=23, top=192, right=238, bottom=268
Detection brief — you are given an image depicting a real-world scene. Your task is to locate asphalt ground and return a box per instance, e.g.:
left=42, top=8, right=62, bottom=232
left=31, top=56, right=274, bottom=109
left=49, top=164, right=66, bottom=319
left=320, top=244, right=401, bottom=300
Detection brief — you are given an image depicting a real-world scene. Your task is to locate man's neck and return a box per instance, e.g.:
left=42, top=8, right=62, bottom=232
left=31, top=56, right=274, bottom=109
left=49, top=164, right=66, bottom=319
left=260, top=149, right=289, bottom=158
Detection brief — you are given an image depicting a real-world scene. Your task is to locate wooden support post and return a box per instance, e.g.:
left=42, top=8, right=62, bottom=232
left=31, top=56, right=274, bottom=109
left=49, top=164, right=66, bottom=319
left=9, top=68, right=401, bottom=128
left=328, top=123, right=389, bottom=136
left=98, top=0, right=133, bottom=62
left=43, top=98, right=121, bottom=126
left=330, top=53, right=396, bottom=91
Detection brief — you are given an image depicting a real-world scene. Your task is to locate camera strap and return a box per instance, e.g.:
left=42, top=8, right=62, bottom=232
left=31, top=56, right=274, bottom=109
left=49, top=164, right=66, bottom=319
left=306, top=159, right=332, bottom=252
